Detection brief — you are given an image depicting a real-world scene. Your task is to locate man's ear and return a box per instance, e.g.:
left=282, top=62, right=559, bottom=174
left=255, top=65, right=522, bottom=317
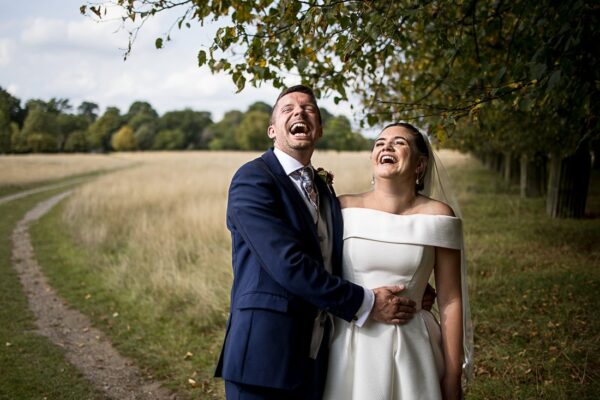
left=267, top=125, right=276, bottom=140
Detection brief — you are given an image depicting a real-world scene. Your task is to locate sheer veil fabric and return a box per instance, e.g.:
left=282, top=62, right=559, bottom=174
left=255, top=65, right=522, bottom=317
left=419, top=133, right=474, bottom=387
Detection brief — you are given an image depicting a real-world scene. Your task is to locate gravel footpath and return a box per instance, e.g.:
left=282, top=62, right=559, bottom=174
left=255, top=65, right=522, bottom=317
left=10, top=191, right=177, bottom=400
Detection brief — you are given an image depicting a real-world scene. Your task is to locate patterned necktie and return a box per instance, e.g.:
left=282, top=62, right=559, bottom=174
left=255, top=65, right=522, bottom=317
left=295, top=167, right=319, bottom=211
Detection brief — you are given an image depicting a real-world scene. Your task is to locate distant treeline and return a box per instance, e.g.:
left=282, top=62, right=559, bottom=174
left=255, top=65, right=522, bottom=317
left=0, top=87, right=371, bottom=153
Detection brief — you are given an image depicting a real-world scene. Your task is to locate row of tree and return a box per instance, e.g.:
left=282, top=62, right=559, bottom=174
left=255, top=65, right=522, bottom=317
left=0, top=87, right=370, bottom=154
left=89, top=0, right=597, bottom=218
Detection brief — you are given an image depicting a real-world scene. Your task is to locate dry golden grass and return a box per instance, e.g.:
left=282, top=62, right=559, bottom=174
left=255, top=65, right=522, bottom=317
left=0, top=153, right=140, bottom=187
left=63, top=152, right=257, bottom=327
left=61, top=149, right=469, bottom=328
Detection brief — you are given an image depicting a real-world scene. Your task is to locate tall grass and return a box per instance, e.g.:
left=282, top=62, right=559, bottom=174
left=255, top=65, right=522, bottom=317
left=63, top=152, right=255, bottom=329
left=61, top=150, right=468, bottom=330
left=0, top=153, right=138, bottom=188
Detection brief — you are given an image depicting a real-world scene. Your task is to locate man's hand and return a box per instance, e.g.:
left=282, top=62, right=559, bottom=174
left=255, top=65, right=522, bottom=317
left=370, top=285, right=416, bottom=324
left=422, top=283, right=437, bottom=312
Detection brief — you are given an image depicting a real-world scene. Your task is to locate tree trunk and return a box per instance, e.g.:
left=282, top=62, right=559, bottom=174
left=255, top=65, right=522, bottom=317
left=493, top=152, right=504, bottom=174
left=503, top=152, right=520, bottom=185
left=482, top=152, right=502, bottom=173
left=520, top=153, right=547, bottom=198
left=546, top=143, right=592, bottom=218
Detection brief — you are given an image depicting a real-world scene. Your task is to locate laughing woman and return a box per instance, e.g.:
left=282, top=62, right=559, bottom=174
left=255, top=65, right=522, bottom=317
left=323, top=123, right=473, bottom=400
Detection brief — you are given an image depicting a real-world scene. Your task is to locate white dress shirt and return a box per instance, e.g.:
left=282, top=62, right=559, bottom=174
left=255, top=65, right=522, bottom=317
left=273, top=148, right=374, bottom=327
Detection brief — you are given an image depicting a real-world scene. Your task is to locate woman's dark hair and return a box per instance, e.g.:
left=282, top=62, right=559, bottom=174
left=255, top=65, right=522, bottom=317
left=379, top=122, right=429, bottom=192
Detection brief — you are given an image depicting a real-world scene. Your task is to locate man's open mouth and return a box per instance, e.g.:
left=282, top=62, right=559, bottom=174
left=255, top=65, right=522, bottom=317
left=290, top=122, right=309, bottom=135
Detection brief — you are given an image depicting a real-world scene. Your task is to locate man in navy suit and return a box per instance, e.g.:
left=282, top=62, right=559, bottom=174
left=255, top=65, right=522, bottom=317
left=215, top=85, right=418, bottom=399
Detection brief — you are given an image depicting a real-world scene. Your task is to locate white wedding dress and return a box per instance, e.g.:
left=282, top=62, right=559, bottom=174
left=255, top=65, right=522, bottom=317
left=323, top=208, right=463, bottom=400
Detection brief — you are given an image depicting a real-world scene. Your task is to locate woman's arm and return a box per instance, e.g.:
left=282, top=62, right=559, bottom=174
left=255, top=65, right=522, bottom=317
left=434, top=246, right=464, bottom=400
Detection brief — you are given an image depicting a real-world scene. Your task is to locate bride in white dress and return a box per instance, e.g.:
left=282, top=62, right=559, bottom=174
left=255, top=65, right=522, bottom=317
left=323, top=123, right=473, bottom=400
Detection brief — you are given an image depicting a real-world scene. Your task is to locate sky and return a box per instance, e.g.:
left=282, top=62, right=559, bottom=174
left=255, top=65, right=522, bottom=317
left=0, top=0, right=368, bottom=128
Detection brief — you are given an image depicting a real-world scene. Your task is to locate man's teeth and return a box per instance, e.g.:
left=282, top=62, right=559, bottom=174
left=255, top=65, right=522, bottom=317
left=290, top=123, right=308, bottom=134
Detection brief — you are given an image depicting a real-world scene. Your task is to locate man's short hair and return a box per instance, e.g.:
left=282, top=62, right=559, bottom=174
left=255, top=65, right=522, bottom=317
left=270, top=85, right=322, bottom=125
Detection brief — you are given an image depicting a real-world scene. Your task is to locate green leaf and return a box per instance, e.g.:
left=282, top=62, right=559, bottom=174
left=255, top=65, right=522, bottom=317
left=529, top=63, right=546, bottom=80
left=297, top=57, right=308, bottom=72
left=233, top=72, right=246, bottom=93
left=493, top=66, right=507, bottom=85
left=367, top=114, right=378, bottom=126
left=89, top=6, right=102, bottom=18
left=155, top=37, right=163, bottom=49
left=547, top=70, right=561, bottom=91
left=198, top=50, right=207, bottom=66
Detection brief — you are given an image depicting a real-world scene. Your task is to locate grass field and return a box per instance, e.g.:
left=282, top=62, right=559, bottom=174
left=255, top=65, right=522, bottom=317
left=1, top=150, right=598, bottom=399
left=0, top=187, right=108, bottom=400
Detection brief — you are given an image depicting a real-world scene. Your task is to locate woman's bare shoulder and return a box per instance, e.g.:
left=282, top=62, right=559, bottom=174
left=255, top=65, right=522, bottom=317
left=338, top=192, right=370, bottom=209
left=415, top=196, right=456, bottom=216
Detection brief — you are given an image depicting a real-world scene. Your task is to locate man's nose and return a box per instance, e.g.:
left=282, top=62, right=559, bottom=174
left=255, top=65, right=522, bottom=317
left=293, top=106, right=305, bottom=116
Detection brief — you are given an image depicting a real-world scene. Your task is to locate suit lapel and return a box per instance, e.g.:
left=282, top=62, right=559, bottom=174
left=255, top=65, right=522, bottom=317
left=260, top=150, right=321, bottom=249
left=313, top=170, right=344, bottom=276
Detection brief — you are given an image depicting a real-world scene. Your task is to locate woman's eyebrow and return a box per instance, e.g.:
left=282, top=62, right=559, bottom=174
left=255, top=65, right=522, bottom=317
left=375, top=136, right=408, bottom=142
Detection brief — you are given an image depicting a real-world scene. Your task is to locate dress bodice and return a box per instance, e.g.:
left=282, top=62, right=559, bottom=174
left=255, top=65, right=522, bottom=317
left=324, top=208, right=464, bottom=400
left=341, top=208, right=462, bottom=308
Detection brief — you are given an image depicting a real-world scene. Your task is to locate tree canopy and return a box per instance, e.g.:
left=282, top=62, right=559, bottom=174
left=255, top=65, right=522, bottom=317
left=0, top=92, right=368, bottom=153
left=80, top=0, right=598, bottom=217
left=82, top=0, right=597, bottom=154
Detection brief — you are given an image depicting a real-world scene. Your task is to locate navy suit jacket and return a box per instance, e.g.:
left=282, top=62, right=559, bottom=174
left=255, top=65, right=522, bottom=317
left=215, top=148, right=365, bottom=390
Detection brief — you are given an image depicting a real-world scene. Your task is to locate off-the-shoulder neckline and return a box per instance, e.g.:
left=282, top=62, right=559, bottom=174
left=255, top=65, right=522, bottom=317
left=341, top=207, right=459, bottom=219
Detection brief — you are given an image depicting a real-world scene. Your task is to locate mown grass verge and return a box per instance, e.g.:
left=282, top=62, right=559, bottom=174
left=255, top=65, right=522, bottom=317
left=454, top=159, right=600, bottom=399
left=0, top=188, right=107, bottom=400
left=31, top=201, right=225, bottom=399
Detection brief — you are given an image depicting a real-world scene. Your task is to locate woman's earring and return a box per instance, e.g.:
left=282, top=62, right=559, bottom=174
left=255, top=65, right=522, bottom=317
left=416, top=177, right=420, bottom=185
left=370, top=175, right=375, bottom=185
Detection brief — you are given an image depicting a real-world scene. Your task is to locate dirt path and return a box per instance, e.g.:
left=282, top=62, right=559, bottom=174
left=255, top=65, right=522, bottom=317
left=11, top=191, right=177, bottom=400
left=0, top=177, right=90, bottom=206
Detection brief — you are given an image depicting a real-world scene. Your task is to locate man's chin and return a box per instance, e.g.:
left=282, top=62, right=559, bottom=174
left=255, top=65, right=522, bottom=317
left=288, top=138, right=314, bottom=149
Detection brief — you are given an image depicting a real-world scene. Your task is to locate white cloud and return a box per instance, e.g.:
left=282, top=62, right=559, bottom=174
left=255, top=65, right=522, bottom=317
left=0, top=38, right=13, bottom=66
left=6, top=84, right=19, bottom=96
left=1, top=1, right=368, bottom=130
left=21, top=16, right=125, bottom=54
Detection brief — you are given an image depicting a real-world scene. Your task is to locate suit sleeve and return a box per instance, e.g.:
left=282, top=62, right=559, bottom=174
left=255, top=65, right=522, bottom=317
left=227, top=162, right=364, bottom=322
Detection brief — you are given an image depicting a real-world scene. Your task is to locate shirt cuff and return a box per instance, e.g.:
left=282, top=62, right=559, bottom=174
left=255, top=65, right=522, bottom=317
left=354, top=288, right=375, bottom=327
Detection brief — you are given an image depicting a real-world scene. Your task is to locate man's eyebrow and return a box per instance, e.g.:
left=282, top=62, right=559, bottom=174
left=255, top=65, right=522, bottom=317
left=280, top=101, right=316, bottom=108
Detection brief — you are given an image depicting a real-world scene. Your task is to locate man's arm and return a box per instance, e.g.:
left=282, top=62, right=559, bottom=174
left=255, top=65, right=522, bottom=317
left=228, top=163, right=364, bottom=321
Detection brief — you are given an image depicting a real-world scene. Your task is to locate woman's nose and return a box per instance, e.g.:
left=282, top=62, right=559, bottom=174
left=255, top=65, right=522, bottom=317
left=382, top=140, right=394, bottom=150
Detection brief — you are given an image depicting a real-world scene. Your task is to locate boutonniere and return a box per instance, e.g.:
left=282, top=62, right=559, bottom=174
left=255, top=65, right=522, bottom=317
left=316, top=167, right=334, bottom=187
